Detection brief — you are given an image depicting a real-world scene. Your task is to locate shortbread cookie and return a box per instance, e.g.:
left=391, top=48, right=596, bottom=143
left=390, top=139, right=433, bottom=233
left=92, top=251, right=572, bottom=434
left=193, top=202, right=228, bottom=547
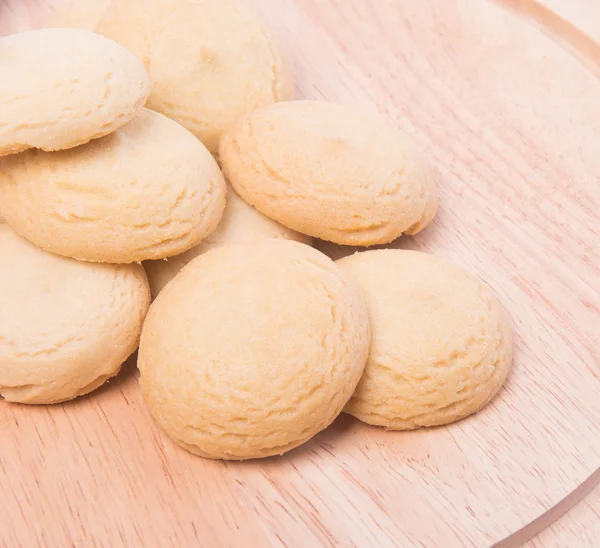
left=138, top=240, right=370, bottom=460
left=96, top=0, right=292, bottom=154
left=0, top=109, right=226, bottom=263
left=337, top=250, right=512, bottom=429
left=220, top=100, right=438, bottom=245
left=144, top=184, right=311, bottom=297
left=0, top=28, right=150, bottom=156
left=0, top=225, right=150, bottom=404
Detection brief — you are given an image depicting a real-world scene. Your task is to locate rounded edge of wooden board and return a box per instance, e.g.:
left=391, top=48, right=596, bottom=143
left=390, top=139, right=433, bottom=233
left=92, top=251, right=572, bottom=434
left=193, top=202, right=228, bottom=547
left=493, top=467, right=600, bottom=547
left=492, top=0, right=600, bottom=77
left=486, top=3, right=599, bottom=543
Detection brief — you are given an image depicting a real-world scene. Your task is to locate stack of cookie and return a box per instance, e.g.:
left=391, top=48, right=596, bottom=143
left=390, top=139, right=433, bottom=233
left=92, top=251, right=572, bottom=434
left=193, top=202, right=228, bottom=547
left=0, top=0, right=512, bottom=460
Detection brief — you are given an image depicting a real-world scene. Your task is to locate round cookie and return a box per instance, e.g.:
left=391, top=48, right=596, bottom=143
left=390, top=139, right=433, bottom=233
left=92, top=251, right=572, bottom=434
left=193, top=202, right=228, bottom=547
left=337, top=250, right=513, bottom=429
left=96, top=0, right=293, bottom=154
left=43, top=0, right=112, bottom=31
left=0, top=28, right=150, bottom=156
left=0, top=225, right=150, bottom=404
left=219, top=100, right=438, bottom=245
left=0, top=108, right=226, bottom=264
left=138, top=240, right=370, bottom=460
left=144, top=184, right=312, bottom=298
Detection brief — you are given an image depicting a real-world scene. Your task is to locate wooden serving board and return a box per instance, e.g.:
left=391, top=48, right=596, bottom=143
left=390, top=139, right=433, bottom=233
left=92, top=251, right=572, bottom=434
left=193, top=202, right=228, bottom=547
left=1, top=0, right=599, bottom=545
left=528, top=481, right=600, bottom=547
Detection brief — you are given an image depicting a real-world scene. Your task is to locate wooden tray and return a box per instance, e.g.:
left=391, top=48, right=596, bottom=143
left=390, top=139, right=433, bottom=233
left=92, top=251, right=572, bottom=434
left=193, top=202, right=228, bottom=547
left=1, top=0, right=599, bottom=545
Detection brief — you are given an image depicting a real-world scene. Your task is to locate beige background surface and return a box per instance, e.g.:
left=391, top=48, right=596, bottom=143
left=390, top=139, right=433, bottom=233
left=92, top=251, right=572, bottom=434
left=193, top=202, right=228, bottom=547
left=0, top=0, right=598, bottom=546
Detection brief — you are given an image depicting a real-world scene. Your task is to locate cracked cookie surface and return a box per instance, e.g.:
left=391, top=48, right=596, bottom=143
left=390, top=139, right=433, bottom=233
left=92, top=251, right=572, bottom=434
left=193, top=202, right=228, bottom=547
left=96, top=0, right=292, bottom=154
left=0, top=109, right=226, bottom=263
left=0, top=28, right=150, bottom=156
left=337, top=249, right=513, bottom=429
left=220, top=100, right=438, bottom=245
left=0, top=225, right=150, bottom=404
left=144, top=183, right=311, bottom=298
left=138, top=240, right=370, bottom=460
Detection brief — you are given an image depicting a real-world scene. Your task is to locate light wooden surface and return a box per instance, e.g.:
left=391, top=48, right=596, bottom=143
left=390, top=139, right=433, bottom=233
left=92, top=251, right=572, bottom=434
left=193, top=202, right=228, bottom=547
left=538, top=0, right=600, bottom=42
left=1, top=0, right=599, bottom=546
left=527, top=481, right=600, bottom=547
left=494, top=0, right=600, bottom=75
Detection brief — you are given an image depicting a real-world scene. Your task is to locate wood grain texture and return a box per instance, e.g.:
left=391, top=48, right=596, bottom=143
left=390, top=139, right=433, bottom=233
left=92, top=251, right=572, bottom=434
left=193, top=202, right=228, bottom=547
left=494, top=0, right=600, bottom=76
left=494, top=467, right=600, bottom=547
left=0, top=0, right=599, bottom=546
left=527, top=483, right=600, bottom=547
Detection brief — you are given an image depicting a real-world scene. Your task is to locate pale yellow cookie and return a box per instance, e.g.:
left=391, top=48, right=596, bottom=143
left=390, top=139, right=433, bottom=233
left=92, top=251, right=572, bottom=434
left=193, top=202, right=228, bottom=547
left=0, top=225, right=150, bottom=404
left=144, top=184, right=312, bottom=298
left=96, top=0, right=292, bottom=154
left=337, top=250, right=513, bottom=429
left=220, top=101, right=438, bottom=245
left=43, top=0, right=112, bottom=31
left=0, top=109, right=226, bottom=264
left=138, top=240, right=370, bottom=460
left=0, top=28, right=150, bottom=156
